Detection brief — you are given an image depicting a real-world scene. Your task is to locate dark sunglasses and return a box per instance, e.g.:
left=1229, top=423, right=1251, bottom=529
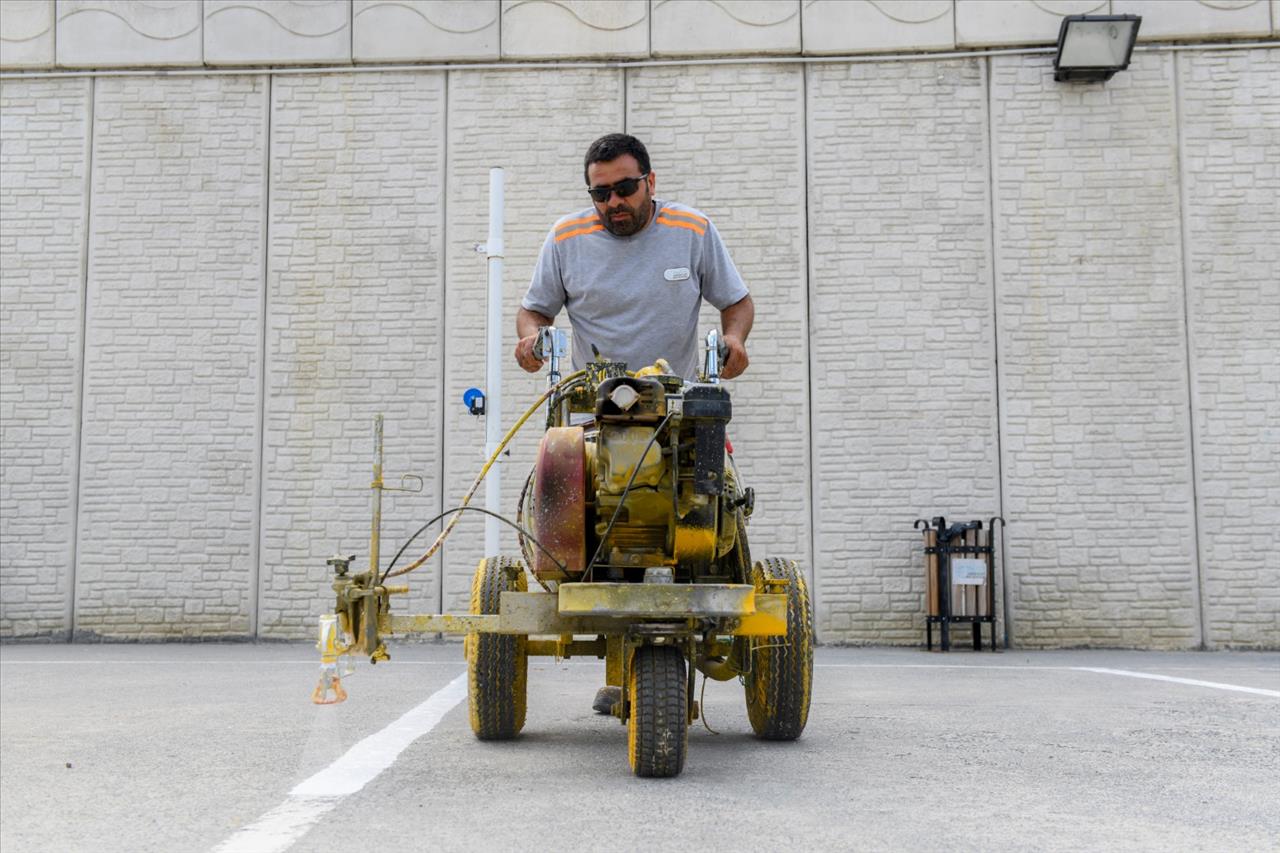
left=587, top=173, right=649, bottom=203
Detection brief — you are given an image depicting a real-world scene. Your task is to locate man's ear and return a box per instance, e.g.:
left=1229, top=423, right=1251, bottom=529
left=647, top=172, right=656, bottom=195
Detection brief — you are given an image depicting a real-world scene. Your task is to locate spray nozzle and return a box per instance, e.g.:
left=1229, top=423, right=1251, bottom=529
left=312, top=614, right=353, bottom=705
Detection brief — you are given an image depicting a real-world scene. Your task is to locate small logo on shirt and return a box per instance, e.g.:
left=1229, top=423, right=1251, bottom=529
left=664, top=267, right=691, bottom=282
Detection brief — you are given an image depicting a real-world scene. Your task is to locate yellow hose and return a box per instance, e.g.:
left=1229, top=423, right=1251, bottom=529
left=384, top=370, right=587, bottom=580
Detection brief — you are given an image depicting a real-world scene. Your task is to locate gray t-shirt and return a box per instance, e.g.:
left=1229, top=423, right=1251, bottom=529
left=521, top=199, right=748, bottom=379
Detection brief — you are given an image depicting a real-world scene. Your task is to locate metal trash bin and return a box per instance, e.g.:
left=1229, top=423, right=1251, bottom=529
left=914, top=516, right=1006, bottom=651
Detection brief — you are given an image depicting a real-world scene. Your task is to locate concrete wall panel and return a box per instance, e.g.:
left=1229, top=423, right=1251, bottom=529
left=76, top=76, right=266, bottom=638
left=353, top=1, right=500, bottom=63
left=956, top=0, right=1108, bottom=48
left=55, top=0, right=202, bottom=68
left=440, top=69, right=624, bottom=616
left=0, top=78, right=89, bottom=638
left=259, top=72, right=447, bottom=638
left=808, top=58, right=998, bottom=643
left=204, top=0, right=351, bottom=66
left=0, top=0, right=54, bottom=68
left=1115, top=0, right=1272, bottom=42
left=628, top=63, right=811, bottom=588
left=652, top=0, right=800, bottom=57
left=1178, top=48, right=1280, bottom=649
left=500, top=0, right=648, bottom=59
left=991, top=52, right=1198, bottom=648
left=803, top=0, right=955, bottom=55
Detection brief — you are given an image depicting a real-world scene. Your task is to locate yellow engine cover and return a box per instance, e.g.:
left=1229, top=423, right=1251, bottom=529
left=592, top=424, right=718, bottom=570
left=597, top=426, right=665, bottom=492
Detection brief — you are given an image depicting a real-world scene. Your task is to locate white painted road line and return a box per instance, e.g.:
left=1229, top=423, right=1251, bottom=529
left=1071, top=666, right=1280, bottom=698
left=0, top=660, right=467, bottom=666
left=212, top=671, right=467, bottom=853
left=813, top=663, right=1279, bottom=695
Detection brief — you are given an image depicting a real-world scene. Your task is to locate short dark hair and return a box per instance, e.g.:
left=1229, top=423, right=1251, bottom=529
left=583, top=133, right=650, bottom=184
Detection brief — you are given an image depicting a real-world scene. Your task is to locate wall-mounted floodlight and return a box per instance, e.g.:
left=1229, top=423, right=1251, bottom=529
left=1053, top=15, right=1141, bottom=83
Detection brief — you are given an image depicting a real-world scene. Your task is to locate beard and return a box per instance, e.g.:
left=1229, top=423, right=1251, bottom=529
left=600, top=194, right=652, bottom=237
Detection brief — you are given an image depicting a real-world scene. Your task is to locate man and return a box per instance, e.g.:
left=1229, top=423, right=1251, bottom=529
left=514, top=133, right=753, bottom=380
left=515, top=135, right=754, bottom=714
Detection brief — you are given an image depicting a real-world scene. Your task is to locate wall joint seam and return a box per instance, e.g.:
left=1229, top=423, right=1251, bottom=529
left=799, top=0, right=804, bottom=57
left=436, top=70, right=450, bottom=619
left=6, top=41, right=1277, bottom=81
left=800, top=62, right=819, bottom=644
left=68, top=75, right=95, bottom=642
left=984, top=55, right=1013, bottom=649
left=251, top=73, right=273, bottom=640
left=1171, top=51, right=1209, bottom=650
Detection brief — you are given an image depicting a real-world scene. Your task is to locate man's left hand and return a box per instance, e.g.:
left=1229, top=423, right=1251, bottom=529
left=721, top=334, right=748, bottom=380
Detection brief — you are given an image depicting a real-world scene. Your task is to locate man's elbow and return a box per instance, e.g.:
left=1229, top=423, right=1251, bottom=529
left=516, top=306, right=554, bottom=337
left=721, top=294, right=754, bottom=337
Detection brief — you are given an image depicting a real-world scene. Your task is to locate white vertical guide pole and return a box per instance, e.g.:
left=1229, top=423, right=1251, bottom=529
left=483, top=167, right=504, bottom=558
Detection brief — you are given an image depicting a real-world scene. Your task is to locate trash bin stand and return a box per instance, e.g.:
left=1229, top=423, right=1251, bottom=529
left=915, top=516, right=1006, bottom=652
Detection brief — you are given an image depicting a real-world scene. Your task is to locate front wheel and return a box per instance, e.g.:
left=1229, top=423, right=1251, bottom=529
left=627, top=644, right=687, bottom=778
left=744, top=558, right=813, bottom=740
left=466, top=556, right=528, bottom=740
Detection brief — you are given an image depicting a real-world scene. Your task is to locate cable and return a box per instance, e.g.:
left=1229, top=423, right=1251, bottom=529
left=383, top=369, right=587, bottom=581
left=514, top=464, right=550, bottom=591
left=515, top=464, right=536, bottom=571
left=382, top=505, right=568, bottom=581
left=583, top=412, right=673, bottom=582
left=699, top=673, right=720, bottom=735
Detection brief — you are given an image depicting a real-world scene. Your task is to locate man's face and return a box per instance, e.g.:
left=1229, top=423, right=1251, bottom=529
left=587, top=155, right=655, bottom=237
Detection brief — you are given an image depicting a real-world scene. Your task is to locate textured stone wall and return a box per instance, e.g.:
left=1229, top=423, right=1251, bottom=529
left=440, top=69, right=624, bottom=617
left=808, top=58, right=998, bottom=643
left=1178, top=48, right=1280, bottom=648
left=627, top=62, right=812, bottom=600
left=259, top=72, right=447, bottom=637
left=75, top=75, right=266, bottom=638
left=3, top=1, right=1276, bottom=69
left=992, top=52, right=1199, bottom=648
left=1, top=48, right=1277, bottom=647
left=0, top=77, right=88, bottom=638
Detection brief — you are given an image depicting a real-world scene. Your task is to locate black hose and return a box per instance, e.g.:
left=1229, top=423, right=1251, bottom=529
left=583, top=413, right=673, bottom=582
left=381, top=505, right=568, bottom=584
left=515, top=465, right=549, bottom=591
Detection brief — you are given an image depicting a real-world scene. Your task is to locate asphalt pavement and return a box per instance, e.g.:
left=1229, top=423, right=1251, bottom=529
left=1, top=643, right=1276, bottom=853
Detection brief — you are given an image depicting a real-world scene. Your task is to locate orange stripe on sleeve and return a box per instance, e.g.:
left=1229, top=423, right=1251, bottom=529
left=656, top=216, right=705, bottom=236
left=555, top=214, right=598, bottom=232
left=555, top=224, right=604, bottom=242
left=659, top=208, right=708, bottom=226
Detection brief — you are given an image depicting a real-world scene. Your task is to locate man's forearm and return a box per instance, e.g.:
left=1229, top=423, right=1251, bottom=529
left=516, top=306, right=553, bottom=340
left=513, top=307, right=554, bottom=372
left=720, top=295, right=754, bottom=342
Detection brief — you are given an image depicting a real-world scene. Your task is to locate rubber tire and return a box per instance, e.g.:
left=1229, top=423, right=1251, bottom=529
left=745, top=558, right=813, bottom=740
left=466, top=556, right=528, bottom=740
left=627, top=645, right=688, bottom=778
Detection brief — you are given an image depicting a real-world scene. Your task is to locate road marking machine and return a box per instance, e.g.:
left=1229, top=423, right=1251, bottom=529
left=314, top=329, right=812, bottom=777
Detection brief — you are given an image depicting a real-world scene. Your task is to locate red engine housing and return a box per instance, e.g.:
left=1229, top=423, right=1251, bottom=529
left=531, top=427, right=588, bottom=581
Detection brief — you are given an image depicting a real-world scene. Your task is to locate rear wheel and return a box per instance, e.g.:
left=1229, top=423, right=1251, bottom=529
left=745, top=558, right=813, bottom=740
left=627, top=644, right=687, bottom=778
left=466, top=556, right=528, bottom=740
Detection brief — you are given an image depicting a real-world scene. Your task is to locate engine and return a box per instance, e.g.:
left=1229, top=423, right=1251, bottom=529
left=529, top=372, right=747, bottom=585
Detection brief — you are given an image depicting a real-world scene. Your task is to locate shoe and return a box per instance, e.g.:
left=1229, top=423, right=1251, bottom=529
left=593, top=685, right=622, bottom=715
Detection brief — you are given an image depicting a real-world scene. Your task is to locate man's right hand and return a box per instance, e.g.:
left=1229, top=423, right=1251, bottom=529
left=514, top=334, right=545, bottom=373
